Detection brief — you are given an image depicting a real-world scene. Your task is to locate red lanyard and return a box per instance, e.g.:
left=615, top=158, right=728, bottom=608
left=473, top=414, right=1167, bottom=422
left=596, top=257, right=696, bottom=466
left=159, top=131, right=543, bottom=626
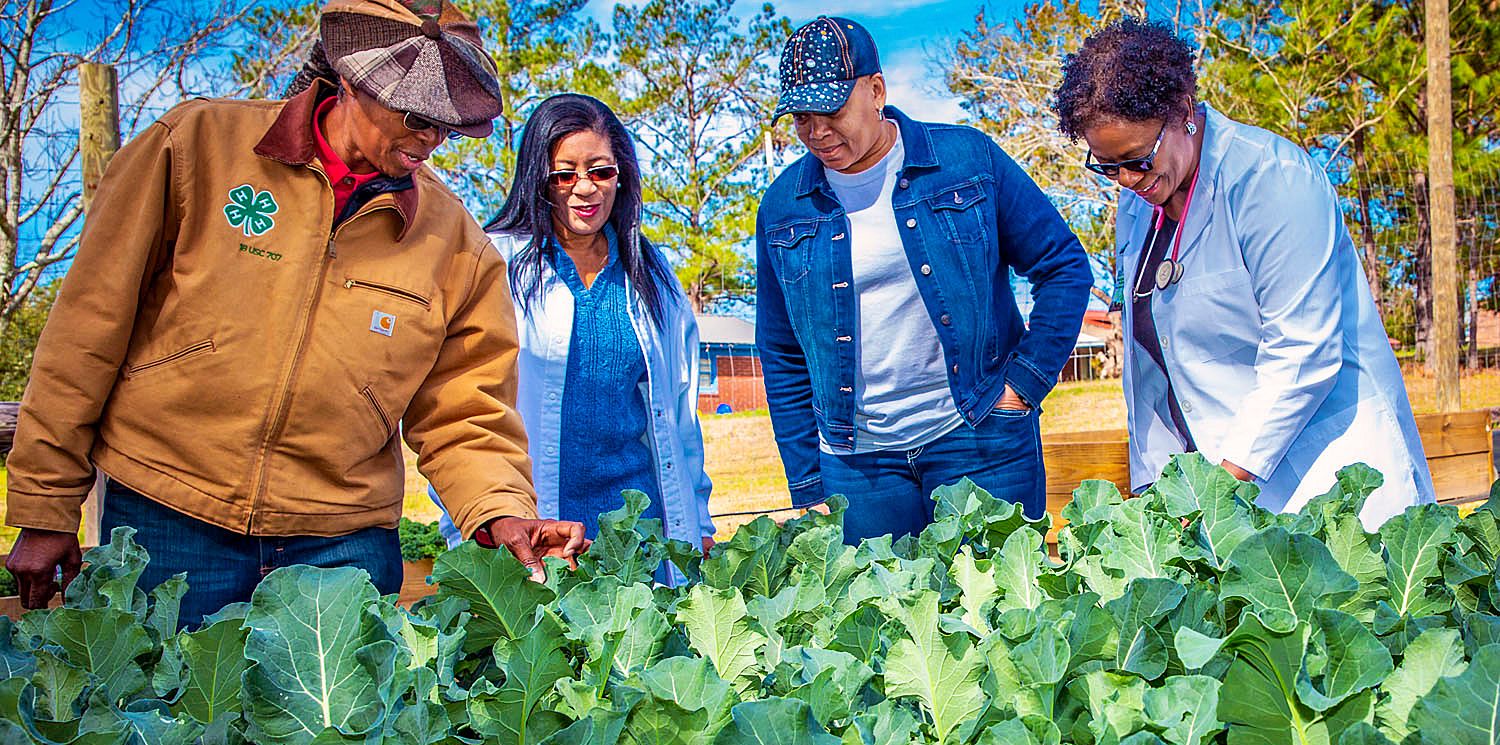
left=1150, top=167, right=1201, bottom=265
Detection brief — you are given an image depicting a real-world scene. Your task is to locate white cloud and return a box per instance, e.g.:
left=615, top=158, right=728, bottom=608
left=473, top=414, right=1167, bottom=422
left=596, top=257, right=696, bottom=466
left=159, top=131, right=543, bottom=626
left=880, top=48, right=965, bottom=125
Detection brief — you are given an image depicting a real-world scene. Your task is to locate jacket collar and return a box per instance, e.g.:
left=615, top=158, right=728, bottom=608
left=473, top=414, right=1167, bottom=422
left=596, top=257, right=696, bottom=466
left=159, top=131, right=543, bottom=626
left=792, top=105, right=936, bottom=198
left=1119, top=102, right=1230, bottom=261
left=253, top=79, right=421, bottom=240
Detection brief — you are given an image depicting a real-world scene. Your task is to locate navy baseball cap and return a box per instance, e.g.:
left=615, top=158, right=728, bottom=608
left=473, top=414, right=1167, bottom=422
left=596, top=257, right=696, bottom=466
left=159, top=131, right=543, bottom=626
left=773, top=16, right=882, bottom=121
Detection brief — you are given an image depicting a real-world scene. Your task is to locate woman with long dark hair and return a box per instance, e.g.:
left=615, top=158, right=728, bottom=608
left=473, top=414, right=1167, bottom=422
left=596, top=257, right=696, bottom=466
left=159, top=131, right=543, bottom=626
left=431, top=94, right=715, bottom=572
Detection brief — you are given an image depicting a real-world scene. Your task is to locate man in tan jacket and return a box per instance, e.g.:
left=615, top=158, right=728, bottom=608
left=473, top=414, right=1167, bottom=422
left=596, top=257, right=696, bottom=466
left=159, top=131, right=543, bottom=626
left=4, top=0, right=585, bottom=625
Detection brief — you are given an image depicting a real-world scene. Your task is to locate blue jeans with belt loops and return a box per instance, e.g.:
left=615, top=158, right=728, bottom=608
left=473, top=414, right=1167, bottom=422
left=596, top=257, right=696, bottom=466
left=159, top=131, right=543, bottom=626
left=101, top=479, right=402, bottom=630
left=817, top=406, right=1046, bottom=544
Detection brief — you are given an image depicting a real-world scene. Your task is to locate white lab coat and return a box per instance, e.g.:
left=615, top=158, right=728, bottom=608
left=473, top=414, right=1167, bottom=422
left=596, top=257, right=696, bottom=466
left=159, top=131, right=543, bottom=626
left=1117, top=103, right=1435, bottom=529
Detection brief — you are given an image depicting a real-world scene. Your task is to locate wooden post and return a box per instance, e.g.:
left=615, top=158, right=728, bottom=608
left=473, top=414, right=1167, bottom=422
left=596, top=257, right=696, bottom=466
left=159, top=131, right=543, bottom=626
left=78, top=62, right=120, bottom=546
left=1426, top=0, right=1460, bottom=412
left=79, top=63, right=120, bottom=211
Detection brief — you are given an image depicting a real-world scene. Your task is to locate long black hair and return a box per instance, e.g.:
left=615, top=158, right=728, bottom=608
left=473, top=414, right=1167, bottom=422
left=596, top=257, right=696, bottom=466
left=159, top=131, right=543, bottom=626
left=486, top=93, right=677, bottom=329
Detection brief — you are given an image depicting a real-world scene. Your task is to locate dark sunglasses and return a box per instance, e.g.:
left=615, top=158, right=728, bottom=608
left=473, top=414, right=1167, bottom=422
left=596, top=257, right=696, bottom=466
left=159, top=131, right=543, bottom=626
left=547, top=164, right=620, bottom=188
left=1084, top=121, right=1167, bottom=177
left=402, top=111, right=463, bottom=141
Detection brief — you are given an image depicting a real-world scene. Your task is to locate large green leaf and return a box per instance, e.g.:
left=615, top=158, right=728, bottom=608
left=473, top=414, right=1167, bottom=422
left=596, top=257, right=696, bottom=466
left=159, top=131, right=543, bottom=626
left=41, top=607, right=153, bottom=702
left=712, top=697, right=839, bottom=745
left=996, top=529, right=1047, bottom=613
left=1144, top=675, right=1221, bottom=745
left=1408, top=643, right=1500, bottom=745
left=951, top=546, right=1000, bottom=635
left=557, top=578, right=664, bottom=682
left=431, top=540, right=556, bottom=650
left=879, top=589, right=988, bottom=742
left=770, top=646, right=872, bottom=726
left=1294, top=609, right=1392, bottom=711
left=63, top=526, right=149, bottom=616
left=1321, top=515, right=1388, bottom=622
left=1073, top=667, right=1159, bottom=744
left=171, top=617, right=249, bottom=724
left=635, top=655, right=738, bottom=740
left=467, top=612, right=573, bottom=745
left=578, top=490, right=668, bottom=585
left=1378, top=504, right=1460, bottom=619
left=0, top=617, right=35, bottom=680
left=676, top=585, right=768, bottom=693
left=1212, top=613, right=1372, bottom=745
left=1102, top=498, right=1184, bottom=581
left=1106, top=579, right=1186, bottom=681
left=701, top=517, right=788, bottom=600
left=242, top=566, right=395, bottom=744
left=1222, top=528, right=1358, bottom=625
left=1375, top=628, right=1466, bottom=741
left=1154, top=454, right=1257, bottom=570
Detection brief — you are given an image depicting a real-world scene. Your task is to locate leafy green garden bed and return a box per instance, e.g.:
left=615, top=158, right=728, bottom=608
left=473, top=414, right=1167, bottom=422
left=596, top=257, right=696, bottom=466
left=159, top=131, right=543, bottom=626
left=0, top=453, right=1495, bottom=744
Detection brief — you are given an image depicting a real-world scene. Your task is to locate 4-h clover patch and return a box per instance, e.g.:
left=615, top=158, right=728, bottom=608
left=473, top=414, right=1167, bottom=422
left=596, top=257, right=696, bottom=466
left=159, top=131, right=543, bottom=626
left=223, top=184, right=278, bottom=237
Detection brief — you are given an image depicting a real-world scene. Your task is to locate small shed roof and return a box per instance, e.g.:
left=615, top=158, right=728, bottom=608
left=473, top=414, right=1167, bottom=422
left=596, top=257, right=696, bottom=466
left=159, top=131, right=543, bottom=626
left=696, top=314, right=756, bottom=345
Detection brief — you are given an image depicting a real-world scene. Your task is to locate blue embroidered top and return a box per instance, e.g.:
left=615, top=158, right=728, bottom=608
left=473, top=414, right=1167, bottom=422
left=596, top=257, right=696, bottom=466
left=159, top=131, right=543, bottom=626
left=550, top=230, right=664, bottom=538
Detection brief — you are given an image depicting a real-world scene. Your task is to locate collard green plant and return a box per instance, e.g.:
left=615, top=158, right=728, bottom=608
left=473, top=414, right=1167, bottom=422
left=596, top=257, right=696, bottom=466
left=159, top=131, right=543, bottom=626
left=1, top=454, right=1498, bottom=744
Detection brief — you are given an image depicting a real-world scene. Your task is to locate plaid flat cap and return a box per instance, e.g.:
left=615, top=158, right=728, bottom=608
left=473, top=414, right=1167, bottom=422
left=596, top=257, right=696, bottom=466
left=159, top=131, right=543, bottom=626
left=774, top=16, right=881, bottom=122
left=321, top=0, right=501, bottom=138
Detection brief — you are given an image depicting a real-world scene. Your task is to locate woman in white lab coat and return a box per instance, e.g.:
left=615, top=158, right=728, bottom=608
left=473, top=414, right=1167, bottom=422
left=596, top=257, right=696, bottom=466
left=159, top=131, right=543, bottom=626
left=1051, top=18, right=1433, bottom=527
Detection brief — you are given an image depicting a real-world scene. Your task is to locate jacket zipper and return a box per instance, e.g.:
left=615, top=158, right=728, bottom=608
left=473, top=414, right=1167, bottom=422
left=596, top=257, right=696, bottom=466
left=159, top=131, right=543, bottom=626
left=125, top=340, right=215, bottom=378
left=245, top=168, right=398, bottom=532
left=343, top=279, right=431, bottom=309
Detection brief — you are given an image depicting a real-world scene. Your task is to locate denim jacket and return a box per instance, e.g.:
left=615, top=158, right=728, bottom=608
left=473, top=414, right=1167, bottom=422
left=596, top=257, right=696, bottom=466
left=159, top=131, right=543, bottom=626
left=755, top=107, right=1092, bottom=507
left=432, top=232, right=715, bottom=555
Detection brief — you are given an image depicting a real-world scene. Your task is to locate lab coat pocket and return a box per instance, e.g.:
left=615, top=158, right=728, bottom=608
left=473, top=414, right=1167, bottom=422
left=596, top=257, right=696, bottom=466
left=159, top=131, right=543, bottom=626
left=1164, top=269, right=1259, bottom=363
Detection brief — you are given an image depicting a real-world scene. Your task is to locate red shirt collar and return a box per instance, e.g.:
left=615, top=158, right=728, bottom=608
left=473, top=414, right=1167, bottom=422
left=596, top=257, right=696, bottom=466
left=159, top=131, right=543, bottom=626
left=313, top=95, right=381, bottom=193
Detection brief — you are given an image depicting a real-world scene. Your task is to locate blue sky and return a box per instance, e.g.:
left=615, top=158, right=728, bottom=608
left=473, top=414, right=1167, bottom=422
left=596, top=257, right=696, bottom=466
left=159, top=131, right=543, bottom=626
left=583, top=0, right=1035, bottom=125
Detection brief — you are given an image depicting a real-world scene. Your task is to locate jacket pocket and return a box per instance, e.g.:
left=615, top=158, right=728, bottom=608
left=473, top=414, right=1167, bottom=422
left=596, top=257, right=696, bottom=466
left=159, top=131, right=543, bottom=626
left=360, top=386, right=394, bottom=440
left=124, top=339, right=215, bottom=379
left=766, top=218, right=819, bottom=284
left=343, top=278, right=432, bottom=309
left=929, top=179, right=989, bottom=244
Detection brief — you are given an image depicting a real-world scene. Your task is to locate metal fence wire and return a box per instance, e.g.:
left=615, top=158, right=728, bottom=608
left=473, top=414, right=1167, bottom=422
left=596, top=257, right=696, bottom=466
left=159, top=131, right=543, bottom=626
left=1336, top=159, right=1500, bottom=369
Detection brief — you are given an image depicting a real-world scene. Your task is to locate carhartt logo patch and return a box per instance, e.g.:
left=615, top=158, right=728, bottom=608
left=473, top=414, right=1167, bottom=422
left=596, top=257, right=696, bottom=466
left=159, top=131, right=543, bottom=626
left=371, top=310, right=396, bottom=337
left=223, top=184, right=278, bottom=237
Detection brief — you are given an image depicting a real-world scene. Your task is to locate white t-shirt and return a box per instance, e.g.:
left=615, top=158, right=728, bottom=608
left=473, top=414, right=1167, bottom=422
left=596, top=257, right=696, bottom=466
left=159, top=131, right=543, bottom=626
left=822, top=128, right=964, bottom=453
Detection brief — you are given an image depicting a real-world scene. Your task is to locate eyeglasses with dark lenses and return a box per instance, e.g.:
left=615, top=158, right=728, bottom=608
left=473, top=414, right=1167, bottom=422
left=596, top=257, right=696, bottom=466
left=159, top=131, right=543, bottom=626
left=547, top=165, right=620, bottom=189
left=1084, top=121, right=1167, bottom=177
left=402, top=111, right=463, bottom=141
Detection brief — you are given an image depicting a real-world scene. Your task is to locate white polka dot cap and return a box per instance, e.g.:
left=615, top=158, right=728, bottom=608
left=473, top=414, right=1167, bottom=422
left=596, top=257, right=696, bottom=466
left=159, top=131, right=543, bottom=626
left=773, top=15, right=882, bottom=122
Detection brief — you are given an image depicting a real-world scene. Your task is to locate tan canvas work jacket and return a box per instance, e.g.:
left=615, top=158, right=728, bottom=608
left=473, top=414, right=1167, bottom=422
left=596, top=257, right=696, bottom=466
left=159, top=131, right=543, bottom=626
left=5, top=82, right=537, bottom=539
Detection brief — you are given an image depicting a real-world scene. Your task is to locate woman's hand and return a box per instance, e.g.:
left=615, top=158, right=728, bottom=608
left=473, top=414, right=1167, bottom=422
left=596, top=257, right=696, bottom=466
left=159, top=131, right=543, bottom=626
left=995, top=384, right=1031, bottom=411
left=1219, top=460, right=1255, bottom=482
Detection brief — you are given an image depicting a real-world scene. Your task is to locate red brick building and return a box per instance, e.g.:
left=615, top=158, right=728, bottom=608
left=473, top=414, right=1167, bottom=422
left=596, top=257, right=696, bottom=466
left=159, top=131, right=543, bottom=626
left=696, top=315, right=766, bottom=414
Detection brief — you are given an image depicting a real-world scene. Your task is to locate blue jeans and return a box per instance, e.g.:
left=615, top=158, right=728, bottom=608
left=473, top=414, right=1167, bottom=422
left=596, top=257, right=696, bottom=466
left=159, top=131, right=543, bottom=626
left=101, top=480, right=402, bottom=629
left=818, top=407, right=1045, bottom=543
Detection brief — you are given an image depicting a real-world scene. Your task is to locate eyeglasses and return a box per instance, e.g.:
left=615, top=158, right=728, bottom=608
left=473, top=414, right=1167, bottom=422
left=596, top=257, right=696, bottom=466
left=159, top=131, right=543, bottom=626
left=547, top=164, right=620, bottom=189
left=1084, top=121, right=1166, bottom=177
left=402, top=111, right=463, bottom=141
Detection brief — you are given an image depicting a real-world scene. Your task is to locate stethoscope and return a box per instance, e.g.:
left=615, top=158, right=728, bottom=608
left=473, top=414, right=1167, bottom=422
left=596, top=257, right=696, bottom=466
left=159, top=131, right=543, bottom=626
left=1133, top=168, right=1201, bottom=298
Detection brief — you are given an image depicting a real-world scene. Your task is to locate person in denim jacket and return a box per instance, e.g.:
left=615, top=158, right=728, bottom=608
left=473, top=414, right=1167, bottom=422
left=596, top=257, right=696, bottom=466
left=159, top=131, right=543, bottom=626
left=755, top=17, right=1093, bottom=542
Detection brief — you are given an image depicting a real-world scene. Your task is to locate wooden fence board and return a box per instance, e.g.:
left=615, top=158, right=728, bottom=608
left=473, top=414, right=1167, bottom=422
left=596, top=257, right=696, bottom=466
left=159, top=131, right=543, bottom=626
left=1414, top=410, right=1490, bottom=458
